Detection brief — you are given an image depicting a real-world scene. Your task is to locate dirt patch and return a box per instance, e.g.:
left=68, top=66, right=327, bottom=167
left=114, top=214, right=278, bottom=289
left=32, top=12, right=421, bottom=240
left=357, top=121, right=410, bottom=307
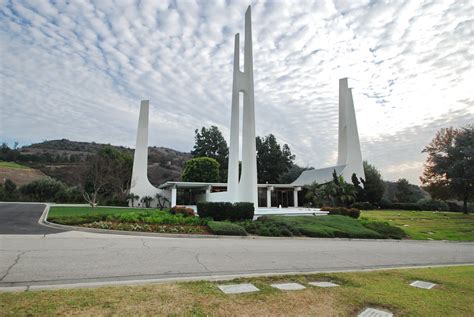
left=0, top=167, right=47, bottom=186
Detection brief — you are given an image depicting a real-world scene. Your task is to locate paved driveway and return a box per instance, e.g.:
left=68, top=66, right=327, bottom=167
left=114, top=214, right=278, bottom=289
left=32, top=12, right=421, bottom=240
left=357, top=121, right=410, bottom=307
left=0, top=203, right=473, bottom=289
left=0, top=203, right=63, bottom=234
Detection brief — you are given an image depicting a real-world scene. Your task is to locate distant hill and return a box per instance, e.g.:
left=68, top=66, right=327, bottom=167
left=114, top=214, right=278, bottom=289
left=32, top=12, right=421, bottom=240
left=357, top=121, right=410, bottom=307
left=0, top=161, right=47, bottom=186
left=18, top=139, right=191, bottom=187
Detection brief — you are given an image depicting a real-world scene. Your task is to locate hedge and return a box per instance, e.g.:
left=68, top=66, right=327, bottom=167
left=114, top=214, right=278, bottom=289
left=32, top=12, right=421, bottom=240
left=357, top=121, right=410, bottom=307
left=207, top=221, right=247, bottom=236
left=320, top=206, right=360, bottom=219
left=197, top=202, right=254, bottom=221
left=351, top=202, right=375, bottom=210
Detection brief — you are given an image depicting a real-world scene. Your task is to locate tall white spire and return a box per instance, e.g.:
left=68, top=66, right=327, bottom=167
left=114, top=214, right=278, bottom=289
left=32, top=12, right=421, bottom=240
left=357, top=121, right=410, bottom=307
left=210, top=5, right=258, bottom=208
left=130, top=100, right=161, bottom=205
left=337, top=78, right=365, bottom=182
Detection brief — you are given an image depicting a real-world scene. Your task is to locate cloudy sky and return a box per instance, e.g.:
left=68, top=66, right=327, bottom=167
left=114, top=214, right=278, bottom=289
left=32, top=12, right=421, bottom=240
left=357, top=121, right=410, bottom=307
left=0, top=0, right=472, bottom=184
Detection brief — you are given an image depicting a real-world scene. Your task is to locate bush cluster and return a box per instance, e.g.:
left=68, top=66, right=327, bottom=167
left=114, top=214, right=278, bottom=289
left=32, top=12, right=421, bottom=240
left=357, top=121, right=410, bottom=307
left=320, top=206, right=360, bottom=219
left=170, top=206, right=195, bottom=217
left=207, top=221, right=247, bottom=236
left=241, top=217, right=296, bottom=236
left=378, top=201, right=422, bottom=211
left=416, top=199, right=448, bottom=211
left=350, top=202, right=375, bottom=210
left=197, top=202, right=254, bottom=221
left=83, top=221, right=208, bottom=234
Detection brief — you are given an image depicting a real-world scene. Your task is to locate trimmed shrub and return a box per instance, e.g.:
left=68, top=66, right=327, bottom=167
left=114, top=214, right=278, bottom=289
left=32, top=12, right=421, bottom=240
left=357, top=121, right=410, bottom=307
left=360, top=220, right=406, bottom=239
left=351, top=202, right=375, bottom=210
left=320, top=206, right=360, bottom=219
left=197, top=202, right=254, bottom=221
left=447, top=202, right=463, bottom=212
left=416, top=199, right=448, bottom=211
left=378, top=201, right=422, bottom=211
left=170, top=206, right=195, bottom=217
left=208, top=221, right=247, bottom=236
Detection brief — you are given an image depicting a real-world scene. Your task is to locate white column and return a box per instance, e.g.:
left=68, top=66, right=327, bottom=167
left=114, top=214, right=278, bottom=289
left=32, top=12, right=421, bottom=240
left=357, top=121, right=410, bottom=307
left=205, top=186, right=211, bottom=200
left=293, top=187, right=301, bottom=207
left=171, top=186, right=177, bottom=207
left=266, top=186, right=273, bottom=208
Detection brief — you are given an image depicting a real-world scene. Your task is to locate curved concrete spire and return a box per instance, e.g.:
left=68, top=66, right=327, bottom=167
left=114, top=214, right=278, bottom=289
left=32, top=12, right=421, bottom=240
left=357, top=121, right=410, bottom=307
left=292, top=78, right=365, bottom=186
left=129, top=100, right=161, bottom=205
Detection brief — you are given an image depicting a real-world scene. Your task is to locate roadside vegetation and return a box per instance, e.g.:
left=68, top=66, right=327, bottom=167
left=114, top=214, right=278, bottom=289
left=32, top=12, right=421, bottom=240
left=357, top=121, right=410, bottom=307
left=1, top=266, right=473, bottom=316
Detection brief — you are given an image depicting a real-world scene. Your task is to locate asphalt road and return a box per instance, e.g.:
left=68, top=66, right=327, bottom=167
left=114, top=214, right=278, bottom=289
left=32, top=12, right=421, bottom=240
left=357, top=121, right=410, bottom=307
left=0, top=203, right=64, bottom=234
left=0, top=203, right=473, bottom=289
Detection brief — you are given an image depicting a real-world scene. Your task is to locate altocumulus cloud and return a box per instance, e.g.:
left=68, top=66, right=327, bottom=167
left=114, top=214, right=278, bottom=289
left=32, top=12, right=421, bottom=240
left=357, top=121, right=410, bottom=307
left=0, top=0, right=472, bottom=184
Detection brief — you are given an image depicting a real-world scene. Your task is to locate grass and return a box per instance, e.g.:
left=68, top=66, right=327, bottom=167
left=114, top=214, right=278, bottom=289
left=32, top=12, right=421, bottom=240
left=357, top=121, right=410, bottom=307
left=361, top=210, right=474, bottom=241
left=47, top=206, right=151, bottom=225
left=1, top=266, right=473, bottom=316
left=0, top=161, right=30, bottom=169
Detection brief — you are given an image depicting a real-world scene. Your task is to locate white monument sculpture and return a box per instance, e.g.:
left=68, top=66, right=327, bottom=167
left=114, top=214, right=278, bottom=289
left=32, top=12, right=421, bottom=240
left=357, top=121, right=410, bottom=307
left=291, top=78, right=365, bottom=186
left=207, top=6, right=258, bottom=208
left=129, top=100, right=167, bottom=207
left=128, top=6, right=365, bottom=209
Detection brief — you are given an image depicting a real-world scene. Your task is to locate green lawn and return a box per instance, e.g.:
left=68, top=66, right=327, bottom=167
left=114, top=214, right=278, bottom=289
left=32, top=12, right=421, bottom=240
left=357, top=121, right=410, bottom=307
left=361, top=210, right=474, bottom=241
left=0, top=161, right=30, bottom=169
left=1, top=266, right=473, bottom=316
left=47, top=206, right=152, bottom=225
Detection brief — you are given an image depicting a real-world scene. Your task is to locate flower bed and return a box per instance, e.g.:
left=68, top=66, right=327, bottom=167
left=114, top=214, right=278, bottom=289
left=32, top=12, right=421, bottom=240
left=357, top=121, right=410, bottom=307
left=82, top=221, right=210, bottom=234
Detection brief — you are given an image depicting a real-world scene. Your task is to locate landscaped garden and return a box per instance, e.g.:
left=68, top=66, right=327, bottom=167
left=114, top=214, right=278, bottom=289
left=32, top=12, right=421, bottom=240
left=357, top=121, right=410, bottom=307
left=47, top=205, right=474, bottom=241
left=1, top=265, right=473, bottom=316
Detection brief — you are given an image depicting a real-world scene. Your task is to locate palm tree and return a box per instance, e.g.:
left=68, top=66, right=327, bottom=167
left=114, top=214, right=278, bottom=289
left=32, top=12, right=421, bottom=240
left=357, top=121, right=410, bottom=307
left=126, top=193, right=140, bottom=207
left=155, top=193, right=170, bottom=211
left=141, top=195, right=153, bottom=208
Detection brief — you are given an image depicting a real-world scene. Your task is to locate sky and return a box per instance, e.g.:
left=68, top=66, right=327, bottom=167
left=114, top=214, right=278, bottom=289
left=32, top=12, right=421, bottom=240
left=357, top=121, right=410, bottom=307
left=0, top=0, right=473, bottom=184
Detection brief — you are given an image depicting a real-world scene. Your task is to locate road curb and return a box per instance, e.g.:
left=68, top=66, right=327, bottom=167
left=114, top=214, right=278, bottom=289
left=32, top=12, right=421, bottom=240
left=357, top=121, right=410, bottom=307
left=1, top=263, right=473, bottom=292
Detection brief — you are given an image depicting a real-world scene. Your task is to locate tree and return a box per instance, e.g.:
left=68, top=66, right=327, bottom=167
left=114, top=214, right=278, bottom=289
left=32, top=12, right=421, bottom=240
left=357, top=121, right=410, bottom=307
left=141, top=195, right=153, bottom=208
left=191, top=126, right=229, bottom=182
left=127, top=193, right=139, bottom=206
left=19, top=177, right=66, bottom=202
left=305, top=171, right=356, bottom=207
left=357, top=161, right=386, bottom=204
left=256, top=134, right=295, bottom=183
left=279, top=165, right=312, bottom=184
left=155, top=192, right=170, bottom=210
left=395, top=178, right=416, bottom=203
left=81, top=146, right=132, bottom=208
left=181, top=157, right=220, bottom=182
left=0, top=179, right=18, bottom=201
left=421, top=126, right=474, bottom=213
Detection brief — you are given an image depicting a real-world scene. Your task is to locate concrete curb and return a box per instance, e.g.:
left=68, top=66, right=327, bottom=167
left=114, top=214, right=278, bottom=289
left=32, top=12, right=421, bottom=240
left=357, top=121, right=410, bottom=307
left=1, top=263, right=473, bottom=292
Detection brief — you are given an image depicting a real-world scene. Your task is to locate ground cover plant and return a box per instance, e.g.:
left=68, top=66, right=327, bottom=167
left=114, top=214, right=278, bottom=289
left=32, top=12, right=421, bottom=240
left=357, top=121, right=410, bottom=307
left=239, top=215, right=392, bottom=239
left=48, top=206, right=208, bottom=234
left=1, top=266, right=472, bottom=316
left=361, top=210, right=474, bottom=241
left=207, top=221, right=247, bottom=236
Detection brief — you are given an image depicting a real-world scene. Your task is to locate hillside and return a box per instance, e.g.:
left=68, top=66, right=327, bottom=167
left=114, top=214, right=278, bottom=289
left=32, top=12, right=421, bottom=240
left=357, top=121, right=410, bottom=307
left=0, top=161, right=47, bottom=186
left=18, top=139, right=191, bottom=187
